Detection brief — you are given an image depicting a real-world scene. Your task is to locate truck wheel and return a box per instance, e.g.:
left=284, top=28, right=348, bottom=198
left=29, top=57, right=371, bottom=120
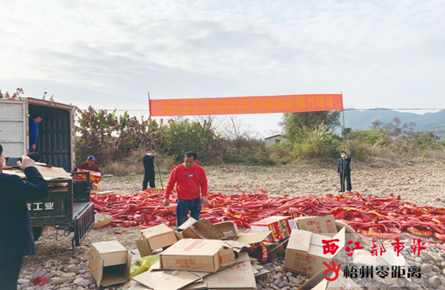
left=33, top=226, right=44, bottom=241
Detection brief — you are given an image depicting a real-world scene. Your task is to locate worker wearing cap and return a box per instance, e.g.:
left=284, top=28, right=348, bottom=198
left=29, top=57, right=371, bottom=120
left=163, top=151, right=208, bottom=227
left=75, top=156, right=101, bottom=189
left=76, top=155, right=101, bottom=173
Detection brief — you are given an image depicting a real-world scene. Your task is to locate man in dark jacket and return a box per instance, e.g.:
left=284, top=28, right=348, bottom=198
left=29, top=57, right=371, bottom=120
left=142, top=149, right=157, bottom=190
left=337, top=150, right=352, bottom=192
left=0, top=144, right=49, bottom=290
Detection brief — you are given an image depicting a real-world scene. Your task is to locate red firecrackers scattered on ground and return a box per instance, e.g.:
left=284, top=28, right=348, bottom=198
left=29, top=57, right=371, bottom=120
left=91, top=190, right=445, bottom=244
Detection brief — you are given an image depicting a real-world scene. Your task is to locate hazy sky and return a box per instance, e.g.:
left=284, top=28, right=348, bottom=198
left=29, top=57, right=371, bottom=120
left=1, top=0, right=444, bottom=137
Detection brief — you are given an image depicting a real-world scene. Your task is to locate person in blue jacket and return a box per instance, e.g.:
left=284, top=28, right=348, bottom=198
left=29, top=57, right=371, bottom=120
left=337, top=150, right=352, bottom=192
left=0, top=144, right=49, bottom=290
left=29, top=112, right=43, bottom=153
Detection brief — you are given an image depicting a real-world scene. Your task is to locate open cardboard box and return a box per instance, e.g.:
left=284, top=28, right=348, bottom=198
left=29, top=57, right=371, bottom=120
left=179, top=218, right=226, bottom=240
left=264, top=238, right=289, bottom=261
left=223, top=231, right=273, bottom=254
left=89, top=241, right=131, bottom=287
left=178, top=217, right=266, bottom=242
left=295, top=214, right=364, bottom=244
left=235, top=231, right=272, bottom=245
left=206, top=252, right=256, bottom=290
left=137, top=224, right=177, bottom=257
left=160, top=239, right=236, bottom=272
left=131, top=270, right=202, bottom=290
left=214, top=221, right=240, bottom=239
left=295, top=215, right=338, bottom=238
left=183, top=252, right=256, bottom=290
left=284, top=227, right=346, bottom=276
left=251, top=216, right=298, bottom=242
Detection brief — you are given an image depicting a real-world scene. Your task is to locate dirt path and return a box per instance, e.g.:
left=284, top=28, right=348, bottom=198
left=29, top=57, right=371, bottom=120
left=101, top=158, right=445, bottom=207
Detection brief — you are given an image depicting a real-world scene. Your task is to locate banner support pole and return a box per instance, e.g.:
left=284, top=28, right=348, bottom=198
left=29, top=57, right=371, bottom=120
left=341, top=91, right=346, bottom=193
left=342, top=92, right=346, bottom=151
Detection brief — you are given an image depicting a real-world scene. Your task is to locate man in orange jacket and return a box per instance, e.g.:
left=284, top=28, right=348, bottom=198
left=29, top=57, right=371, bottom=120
left=163, top=151, right=208, bottom=227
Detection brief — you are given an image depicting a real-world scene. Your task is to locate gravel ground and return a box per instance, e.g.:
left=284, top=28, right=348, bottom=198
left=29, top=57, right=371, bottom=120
left=19, top=158, right=445, bottom=290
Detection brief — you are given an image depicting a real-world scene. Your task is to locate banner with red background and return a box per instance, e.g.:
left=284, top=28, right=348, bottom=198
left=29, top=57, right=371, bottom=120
left=149, top=94, right=343, bottom=116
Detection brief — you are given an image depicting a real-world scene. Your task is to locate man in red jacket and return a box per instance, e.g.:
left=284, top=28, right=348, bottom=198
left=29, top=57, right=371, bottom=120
left=163, top=151, right=208, bottom=227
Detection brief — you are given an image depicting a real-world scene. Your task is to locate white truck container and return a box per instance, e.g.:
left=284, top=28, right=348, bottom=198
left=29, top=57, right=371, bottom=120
left=0, top=97, right=76, bottom=171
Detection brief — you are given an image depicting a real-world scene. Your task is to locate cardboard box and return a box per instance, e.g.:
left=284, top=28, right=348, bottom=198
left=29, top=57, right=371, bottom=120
left=296, top=215, right=365, bottom=244
left=235, top=231, right=272, bottom=245
left=178, top=217, right=199, bottom=231
left=223, top=231, right=273, bottom=254
left=184, top=279, right=208, bottom=290
left=284, top=228, right=346, bottom=276
left=295, top=215, right=338, bottom=237
left=180, top=218, right=226, bottom=240
left=264, top=239, right=289, bottom=261
left=298, top=269, right=363, bottom=290
left=122, top=280, right=150, bottom=290
left=214, top=221, right=239, bottom=239
left=335, top=220, right=364, bottom=245
left=174, top=231, right=183, bottom=240
left=251, top=216, right=298, bottom=242
left=137, top=224, right=177, bottom=257
left=133, top=270, right=202, bottom=290
left=2, top=164, right=72, bottom=181
left=160, top=239, right=236, bottom=272
left=75, top=168, right=102, bottom=183
left=89, top=241, right=131, bottom=287
left=206, top=252, right=256, bottom=290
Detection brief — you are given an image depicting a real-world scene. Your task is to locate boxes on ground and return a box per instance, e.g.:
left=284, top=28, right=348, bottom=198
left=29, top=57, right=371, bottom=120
left=284, top=227, right=346, bottom=276
left=160, top=239, right=236, bottom=272
left=251, top=216, right=297, bottom=242
left=89, top=241, right=131, bottom=287
left=137, top=224, right=177, bottom=257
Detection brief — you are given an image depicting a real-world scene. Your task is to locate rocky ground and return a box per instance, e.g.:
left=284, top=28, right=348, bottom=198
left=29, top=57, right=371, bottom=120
left=19, top=158, right=445, bottom=290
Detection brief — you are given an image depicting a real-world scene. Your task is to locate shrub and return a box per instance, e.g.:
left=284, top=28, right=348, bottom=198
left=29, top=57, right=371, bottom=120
left=160, top=119, right=221, bottom=163
left=292, top=125, right=340, bottom=159
left=268, top=142, right=294, bottom=164
left=364, top=128, right=382, bottom=145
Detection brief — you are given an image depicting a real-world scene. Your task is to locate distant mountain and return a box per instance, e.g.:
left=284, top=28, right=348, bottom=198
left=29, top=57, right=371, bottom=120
left=342, top=109, right=445, bottom=138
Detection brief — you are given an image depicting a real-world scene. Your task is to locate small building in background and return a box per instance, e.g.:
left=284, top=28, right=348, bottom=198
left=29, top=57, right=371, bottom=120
left=264, top=134, right=287, bottom=147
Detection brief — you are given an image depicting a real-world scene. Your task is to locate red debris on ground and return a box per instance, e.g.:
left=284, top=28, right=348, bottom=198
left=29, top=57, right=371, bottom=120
left=32, top=276, right=50, bottom=286
left=91, top=190, right=445, bottom=243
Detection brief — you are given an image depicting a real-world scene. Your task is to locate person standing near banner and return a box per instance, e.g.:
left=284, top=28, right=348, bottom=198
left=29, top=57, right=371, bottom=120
left=0, top=144, right=49, bottom=290
left=142, top=149, right=157, bottom=190
left=163, top=151, right=208, bottom=227
left=337, top=150, right=352, bottom=192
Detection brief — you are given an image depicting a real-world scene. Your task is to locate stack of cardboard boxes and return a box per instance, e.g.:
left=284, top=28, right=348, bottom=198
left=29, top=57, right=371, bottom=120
left=89, top=215, right=364, bottom=290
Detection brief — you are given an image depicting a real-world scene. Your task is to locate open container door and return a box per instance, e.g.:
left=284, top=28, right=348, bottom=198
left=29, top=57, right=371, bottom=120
left=0, top=99, right=28, bottom=157
left=27, top=98, right=76, bottom=171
